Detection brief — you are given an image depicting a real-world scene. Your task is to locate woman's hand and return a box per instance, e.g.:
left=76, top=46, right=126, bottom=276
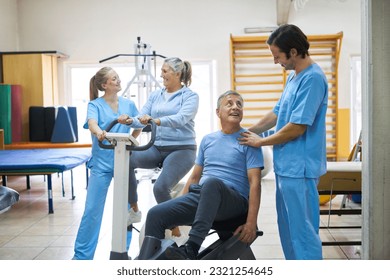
left=238, top=131, right=262, bottom=147
left=138, top=114, right=153, bottom=125
left=118, top=114, right=133, bottom=125
left=96, top=130, right=106, bottom=141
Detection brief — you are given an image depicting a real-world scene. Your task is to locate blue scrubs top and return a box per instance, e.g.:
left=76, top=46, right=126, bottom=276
left=84, top=96, right=140, bottom=172
left=273, top=64, right=328, bottom=178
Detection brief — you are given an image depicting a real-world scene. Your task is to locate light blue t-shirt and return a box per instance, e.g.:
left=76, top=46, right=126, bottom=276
left=273, top=63, right=328, bottom=178
left=83, top=96, right=141, bottom=172
left=132, top=86, right=199, bottom=146
left=196, top=128, right=264, bottom=199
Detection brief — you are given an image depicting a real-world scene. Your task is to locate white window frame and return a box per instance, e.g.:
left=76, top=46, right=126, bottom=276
left=64, top=60, right=217, bottom=145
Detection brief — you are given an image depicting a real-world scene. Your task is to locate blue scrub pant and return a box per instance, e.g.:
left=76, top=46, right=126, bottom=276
left=144, top=177, right=248, bottom=247
left=73, top=169, right=131, bottom=260
left=128, top=145, right=196, bottom=204
left=275, top=175, right=322, bottom=260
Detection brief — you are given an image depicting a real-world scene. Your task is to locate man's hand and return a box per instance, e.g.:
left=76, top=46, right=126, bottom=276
left=238, top=131, right=263, bottom=148
left=233, top=223, right=257, bottom=244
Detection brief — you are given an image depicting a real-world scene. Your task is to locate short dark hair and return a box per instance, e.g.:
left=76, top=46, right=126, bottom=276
left=266, top=24, right=310, bottom=59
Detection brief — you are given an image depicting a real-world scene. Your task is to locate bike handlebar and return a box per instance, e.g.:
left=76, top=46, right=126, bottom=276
left=98, top=119, right=156, bottom=151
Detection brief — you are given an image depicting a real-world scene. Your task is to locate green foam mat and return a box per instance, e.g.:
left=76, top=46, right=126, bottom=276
left=0, top=84, right=12, bottom=144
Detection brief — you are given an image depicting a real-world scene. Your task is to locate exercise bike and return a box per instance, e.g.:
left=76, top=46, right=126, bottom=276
left=99, top=119, right=156, bottom=260
left=137, top=211, right=263, bottom=260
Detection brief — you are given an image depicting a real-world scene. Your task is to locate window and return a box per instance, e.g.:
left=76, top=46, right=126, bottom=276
left=67, top=61, right=217, bottom=145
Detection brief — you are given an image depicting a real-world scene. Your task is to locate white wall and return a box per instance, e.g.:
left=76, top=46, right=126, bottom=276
left=3, top=0, right=360, bottom=108
left=0, top=0, right=18, bottom=51
left=288, top=0, right=361, bottom=108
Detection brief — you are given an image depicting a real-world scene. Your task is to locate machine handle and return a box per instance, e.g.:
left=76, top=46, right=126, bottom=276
left=131, top=120, right=156, bottom=151
left=98, top=119, right=156, bottom=151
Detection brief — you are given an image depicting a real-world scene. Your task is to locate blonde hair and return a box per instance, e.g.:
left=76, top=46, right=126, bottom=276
left=89, top=67, right=113, bottom=100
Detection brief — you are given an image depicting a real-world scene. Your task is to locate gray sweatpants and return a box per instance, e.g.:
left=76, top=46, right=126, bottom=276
left=128, top=145, right=196, bottom=204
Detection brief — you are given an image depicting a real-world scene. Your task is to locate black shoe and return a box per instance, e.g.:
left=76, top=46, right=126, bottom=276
left=165, top=244, right=197, bottom=260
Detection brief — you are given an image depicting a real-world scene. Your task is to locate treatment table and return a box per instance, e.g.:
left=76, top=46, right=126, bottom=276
left=0, top=148, right=91, bottom=214
left=318, top=161, right=362, bottom=246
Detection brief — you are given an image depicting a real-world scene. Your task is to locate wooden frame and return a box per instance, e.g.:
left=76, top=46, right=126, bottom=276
left=230, top=33, right=343, bottom=161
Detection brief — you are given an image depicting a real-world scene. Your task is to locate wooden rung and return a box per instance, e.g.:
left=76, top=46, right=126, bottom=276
left=324, top=70, right=337, bottom=74
left=235, top=73, right=283, bottom=78
left=230, top=35, right=268, bottom=42
left=326, top=154, right=337, bottom=159
left=233, top=47, right=270, bottom=52
left=309, top=51, right=336, bottom=57
left=326, top=146, right=337, bottom=149
left=231, top=42, right=265, bottom=47
left=234, top=81, right=284, bottom=86
left=244, top=98, right=280, bottom=102
left=231, top=41, right=269, bottom=46
left=239, top=89, right=282, bottom=94
left=233, top=54, right=272, bottom=59
left=232, top=60, right=277, bottom=65
left=244, top=107, right=274, bottom=111
left=310, top=43, right=339, bottom=48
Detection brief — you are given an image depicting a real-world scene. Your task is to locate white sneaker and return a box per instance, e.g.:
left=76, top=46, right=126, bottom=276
left=165, top=226, right=190, bottom=247
left=127, top=208, right=142, bottom=226
left=170, top=233, right=189, bottom=247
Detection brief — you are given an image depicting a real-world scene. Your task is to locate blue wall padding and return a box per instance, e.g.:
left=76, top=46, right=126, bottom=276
left=0, top=84, right=12, bottom=144
left=44, top=107, right=56, bottom=141
left=50, top=106, right=77, bottom=143
left=29, top=106, right=47, bottom=141
left=29, top=106, right=78, bottom=143
left=67, top=106, right=78, bottom=142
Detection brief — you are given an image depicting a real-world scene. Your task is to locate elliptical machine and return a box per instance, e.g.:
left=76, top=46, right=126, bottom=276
left=99, top=119, right=156, bottom=260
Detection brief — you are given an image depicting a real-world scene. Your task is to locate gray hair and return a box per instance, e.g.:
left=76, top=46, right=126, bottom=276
left=217, top=90, right=243, bottom=109
left=164, top=57, right=192, bottom=86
